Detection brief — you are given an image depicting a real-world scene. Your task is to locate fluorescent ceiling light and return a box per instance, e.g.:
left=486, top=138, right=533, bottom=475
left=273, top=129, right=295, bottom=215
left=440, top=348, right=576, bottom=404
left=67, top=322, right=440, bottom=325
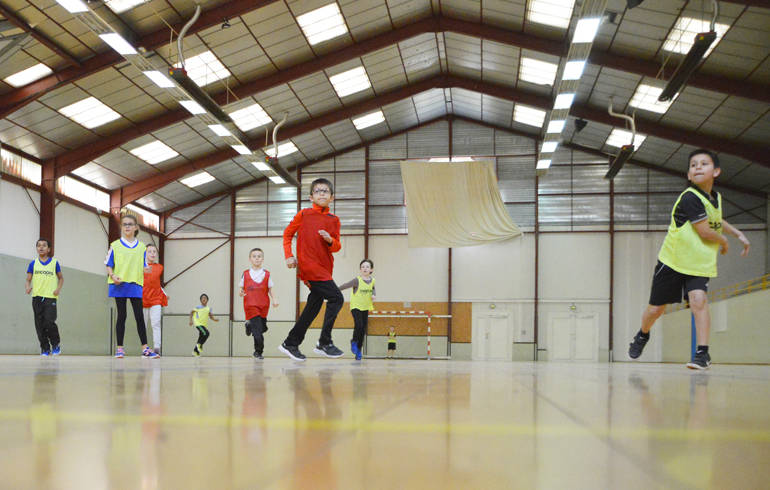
left=55, top=0, right=88, bottom=13
left=208, top=124, right=231, bottom=137
left=58, top=97, right=121, bottom=129
left=428, top=157, right=475, bottom=163
left=541, top=141, right=558, bottom=153
left=105, top=0, right=147, bottom=14
left=99, top=33, right=137, bottom=55
left=269, top=175, right=286, bottom=184
left=547, top=120, right=566, bottom=133
left=562, top=60, right=586, bottom=80
left=663, top=17, right=729, bottom=56
left=536, top=159, right=552, bottom=169
left=179, top=100, right=206, bottom=115
left=513, top=105, right=546, bottom=127
left=176, top=51, right=230, bottom=87
left=264, top=142, right=299, bottom=158
left=353, top=110, right=385, bottom=130
left=130, top=140, right=179, bottom=164
left=519, top=57, right=558, bottom=86
left=252, top=161, right=271, bottom=171
left=606, top=128, right=646, bottom=148
left=229, top=103, right=272, bottom=132
left=231, top=145, right=252, bottom=155
left=181, top=172, right=215, bottom=188
left=572, top=18, right=602, bottom=43
left=297, top=3, right=348, bottom=45
left=3, top=64, right=53, bottom=87
left=329, top=66, right=371, bottom=97
left=553, top=93, right=575, bottom=109
left=143, top=70, right=175, bottom=88
left=526, top=0, right=575, bottom=29
left=628, top=84, right=675, bottom=114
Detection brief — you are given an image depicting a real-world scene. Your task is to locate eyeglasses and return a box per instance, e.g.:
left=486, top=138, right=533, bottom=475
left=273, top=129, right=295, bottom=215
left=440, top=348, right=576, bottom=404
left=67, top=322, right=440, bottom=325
left=312, top=188, right=331, bottom=195
left=122, top=223, right=136, bottom=227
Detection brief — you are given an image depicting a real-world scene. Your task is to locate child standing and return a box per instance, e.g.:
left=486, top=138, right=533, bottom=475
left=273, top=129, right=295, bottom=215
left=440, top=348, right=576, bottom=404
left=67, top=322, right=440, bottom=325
left=339, top=259, right=376, bottom=360
left=279, top=178, right=345, bottom=361
left=387, top=326, right=396, bottom=359
left=25, top=238, right=64, bottom=356
left=105, top=214, right=158, bottom=359
left=628, top=149, right=750, bottom=370
left=239, top=248, right=279, bottom=359
left=142, top=244, right=167, bottom=356
left=190, top=293, right=219, bottom=356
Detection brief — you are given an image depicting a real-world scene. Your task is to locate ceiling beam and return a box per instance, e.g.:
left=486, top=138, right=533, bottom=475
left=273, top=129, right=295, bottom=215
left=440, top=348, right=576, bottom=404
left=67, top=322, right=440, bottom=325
left=0, top=2, right=80, bottom=68
left=0, top=0, right=281, bottom=120
left=48, top=15, right=770, bottom=176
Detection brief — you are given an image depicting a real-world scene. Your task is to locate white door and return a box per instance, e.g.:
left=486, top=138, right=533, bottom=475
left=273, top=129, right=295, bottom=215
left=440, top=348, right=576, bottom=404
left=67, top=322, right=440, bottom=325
left=574, top=315, right=598, bottom=361
left=547, top=313, right=598, bottom=361
left=472, top=313, right=512, bottom=360
left=548, top=316, right=573, bottom=361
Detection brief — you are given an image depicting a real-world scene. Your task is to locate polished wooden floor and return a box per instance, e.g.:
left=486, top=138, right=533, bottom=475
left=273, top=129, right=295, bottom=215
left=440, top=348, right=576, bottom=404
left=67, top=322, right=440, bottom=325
left=0, top=356, right=767, bottom=490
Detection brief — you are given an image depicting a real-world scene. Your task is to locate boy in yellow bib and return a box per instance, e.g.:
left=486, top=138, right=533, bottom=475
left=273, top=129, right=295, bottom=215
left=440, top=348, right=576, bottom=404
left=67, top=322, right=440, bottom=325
left=189, top=293, right=219, bottom=356
left=25, top=238, right=63, bottom=356
left=339, top=259, right=376, bottom=360
left=628, top=149, right=750, bottom=370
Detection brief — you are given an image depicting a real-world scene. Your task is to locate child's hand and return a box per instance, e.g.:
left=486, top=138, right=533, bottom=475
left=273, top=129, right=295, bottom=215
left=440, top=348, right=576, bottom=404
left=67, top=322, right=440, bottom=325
left=318, top=230, right=332, bottom=243
left=25, top=286, right=32, bottom=295
left=53, top=288, right=62, bottom=296
left=144, top=266, right=152, bottom=273
left=738, top=234, right=751, bottom=257
left=719, top=236, right=729, bottom=255
left=239, top=288, right=246, bottom=297
left=272, top=299, right=279, bottom=307
left=286, top=257, right=297, bottom=269
left=189, top=319, right=193, bottom=326
left=112, top=275, right=123, bottom=285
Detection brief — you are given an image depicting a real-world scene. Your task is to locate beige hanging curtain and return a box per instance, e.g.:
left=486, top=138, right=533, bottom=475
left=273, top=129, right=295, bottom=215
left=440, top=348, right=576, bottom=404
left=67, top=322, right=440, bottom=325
left=400, top=160, right=522, bottom=248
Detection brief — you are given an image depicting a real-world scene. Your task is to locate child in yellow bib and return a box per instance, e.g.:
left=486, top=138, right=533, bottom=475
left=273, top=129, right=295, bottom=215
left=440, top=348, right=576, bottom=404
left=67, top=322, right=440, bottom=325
left=339, top=259, right=376, bottom=360
left=105, top=214, right=158, bottom=359
left=628, top=149, right=750, bottom=370
left=25, top=238, right=64, bottom=356
left=189, top=293, right=219, bottom=356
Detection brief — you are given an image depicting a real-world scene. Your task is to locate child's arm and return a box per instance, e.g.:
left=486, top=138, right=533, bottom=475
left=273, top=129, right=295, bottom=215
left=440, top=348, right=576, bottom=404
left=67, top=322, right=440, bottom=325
left=54, top=270, right=64, bottom=297
left=210, top=311, right=219, bottom=322
left=105, top=248, right=122, bottom=284
left=25, top=272, right=32, bottom=295
left=721, top=220, right=751, bottom=257
left=283, top=211, right=303, bottom=268
left=692, top=220, right=729, bottom=254
left=189, top=310, right=194, bottom=326
left=338, top=278, right=357, bottom=291
left=268, top=287, right=279, bottom=307
left=372, top=285, right=376, bottom=301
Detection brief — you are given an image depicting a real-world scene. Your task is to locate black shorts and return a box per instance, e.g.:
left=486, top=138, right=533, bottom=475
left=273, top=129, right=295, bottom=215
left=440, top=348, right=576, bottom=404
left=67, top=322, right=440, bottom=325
left=388, top=343, right=396, bottom=351
left=649, top=261, right=709, bottom=306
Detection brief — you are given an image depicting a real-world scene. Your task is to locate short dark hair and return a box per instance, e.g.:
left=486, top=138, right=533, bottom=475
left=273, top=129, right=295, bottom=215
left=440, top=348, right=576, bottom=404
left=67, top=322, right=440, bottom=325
left=688, top=149, right=720, bottom=168
left=249, top=248, right=263, bottom=255
left=310, top=178, right=334, bottom=195
left=360, top=259, right=373, bottom=268
left=200, top=293, right=209, bottom=301
left=146, top=243, right=157, bottom=250
left=36, top=238, right=51, bottom=248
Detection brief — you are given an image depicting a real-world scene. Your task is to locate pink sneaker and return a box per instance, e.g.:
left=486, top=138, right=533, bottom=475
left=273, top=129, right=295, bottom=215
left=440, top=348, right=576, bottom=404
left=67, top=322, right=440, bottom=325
left=115, top=347, right=125, bottom=358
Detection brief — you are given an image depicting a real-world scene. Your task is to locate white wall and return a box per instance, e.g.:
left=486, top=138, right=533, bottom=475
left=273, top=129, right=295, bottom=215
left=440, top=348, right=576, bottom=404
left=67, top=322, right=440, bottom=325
left=55, top=201, right=109, bottom=275
left=453, top=234, right=534, bottom=300
left=163, top=238, right=231, bottom=316
left=0, top=180, right=39, bottom=258
left=368, top=236, right=448, bottom=301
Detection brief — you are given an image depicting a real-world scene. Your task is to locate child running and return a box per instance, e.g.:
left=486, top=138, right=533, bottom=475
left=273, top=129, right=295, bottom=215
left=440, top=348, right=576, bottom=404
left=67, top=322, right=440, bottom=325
left=339, top=259, right=376, bottom=360
left=142, top=244, right=167, bottom=357
left=105, top=214, right=159, bottom=358
left=387, top=326, right=396, bottom=359
left=627, top=149, right=750, bottom=370
left=25, top=238, right=63, bottom=356
left=239, top=248, right=278, bottom=359
left=279, top=177, right=345, bottom=361
left=190, top=293, right=219, bottom=356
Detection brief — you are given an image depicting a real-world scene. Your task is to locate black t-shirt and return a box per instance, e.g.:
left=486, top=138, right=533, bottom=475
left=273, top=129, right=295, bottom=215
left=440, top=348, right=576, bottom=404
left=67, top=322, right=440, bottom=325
left=673, top=185, right=719, bottom=227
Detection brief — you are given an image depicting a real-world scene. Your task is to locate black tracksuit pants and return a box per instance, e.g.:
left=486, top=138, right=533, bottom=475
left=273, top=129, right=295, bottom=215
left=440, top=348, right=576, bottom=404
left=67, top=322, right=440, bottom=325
left=32, top=297, right=60, bottom=352
left=351, top=309, right=368, bottom=347
left=284, top=280, right=343, bottom=347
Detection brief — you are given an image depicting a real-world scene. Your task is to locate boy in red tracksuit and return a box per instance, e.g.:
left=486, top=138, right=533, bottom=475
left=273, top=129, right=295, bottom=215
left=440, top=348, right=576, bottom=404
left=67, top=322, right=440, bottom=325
left=279, top=178, right=345, bottom=361
left=240, top=247, right=278, bottom=359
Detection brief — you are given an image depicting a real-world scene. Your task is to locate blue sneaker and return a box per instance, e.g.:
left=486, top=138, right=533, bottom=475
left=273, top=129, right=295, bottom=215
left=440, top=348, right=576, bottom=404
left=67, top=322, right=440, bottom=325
left=351, top=340, right=362, bottom=360
left=41, top=350, right=50, bottom=357
left=51, top=345, right=61, bottom=356
left=143, top=347, right=160, bottom=359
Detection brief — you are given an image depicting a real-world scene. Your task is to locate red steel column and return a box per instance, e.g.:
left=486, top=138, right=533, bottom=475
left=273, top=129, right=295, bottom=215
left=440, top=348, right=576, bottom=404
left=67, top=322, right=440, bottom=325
left=39, top=162, right=56, bottom=252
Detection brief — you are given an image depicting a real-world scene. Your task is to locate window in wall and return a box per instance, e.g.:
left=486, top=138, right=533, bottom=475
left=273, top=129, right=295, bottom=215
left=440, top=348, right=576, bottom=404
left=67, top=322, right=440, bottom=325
left=57, top=176, right=110, bottom=211
left=125, top=203, right=159, bottom=231
left=1, top=148, right=42, bottom=185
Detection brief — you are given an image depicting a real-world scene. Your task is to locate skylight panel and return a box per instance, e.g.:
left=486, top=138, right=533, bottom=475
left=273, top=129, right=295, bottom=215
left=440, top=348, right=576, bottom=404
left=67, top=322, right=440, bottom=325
left=297, top=3, right=348, bottom=45
left=99, top=33, right=137, bottom=55
left=105, top=0, right=147, bottom=14
left=526, top=0, right=575, bottom=29
left=329, top=66, right=371, bottom=97
left=252, top=161, right=271, bottom=171
left=181, top=171, right=215, bottom=188
left=264, top=142, right=298, bottom=158
left=176, top=51, right=230, bottom=87
left=230, top=103, right=272, bottom=132
left=4, top=64, right=53, bottom=87
left=553, top=93, right=575, bottom=109
left=519, top=57, right=558, bottom=86
left=547, top=120, right=566, bottom=133
left=58, top=97, right=121, bottom=129
left=269, top=175, right=286, bottom=184
left=55, top=0, right=88, bottom=13
left=572, top=18, right=602, bottom=43
left=628, top=84, right=676, bottom=114
left=130, top=140, right=179, bottom=164
left=605, top=128, right=647, bottom=148
left=513, top=105, right=546, bottom=127
left=353, top=110, right=385, bottom=130
left=143, top=70, right=175, bottom=88
left=562, top=60, right=587, bottom=80
left=663, top=17, right=729, bottom=56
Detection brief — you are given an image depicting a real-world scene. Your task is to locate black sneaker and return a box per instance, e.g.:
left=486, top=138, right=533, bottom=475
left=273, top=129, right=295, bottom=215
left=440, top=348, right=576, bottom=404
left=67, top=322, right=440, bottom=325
left=279, top=343, right=306, bottom=361
left=628, top=332, right=649, bottom=359
left=314, top=342, right=344, bottom=358
left=253, top=351, right=263, bottom=360
left=245, top=323, right=251, bottom=336
left=686, top=350, right=711, bottom=370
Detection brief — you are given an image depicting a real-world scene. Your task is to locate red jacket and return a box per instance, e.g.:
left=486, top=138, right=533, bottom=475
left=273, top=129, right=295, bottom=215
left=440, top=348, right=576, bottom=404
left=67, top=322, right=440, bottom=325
left=283, top=203, right=341, bottom=282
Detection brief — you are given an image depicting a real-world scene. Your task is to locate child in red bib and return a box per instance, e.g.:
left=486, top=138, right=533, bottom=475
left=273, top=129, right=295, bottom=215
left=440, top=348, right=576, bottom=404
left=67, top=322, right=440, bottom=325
left=239, top=248, right=278, bottom=359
